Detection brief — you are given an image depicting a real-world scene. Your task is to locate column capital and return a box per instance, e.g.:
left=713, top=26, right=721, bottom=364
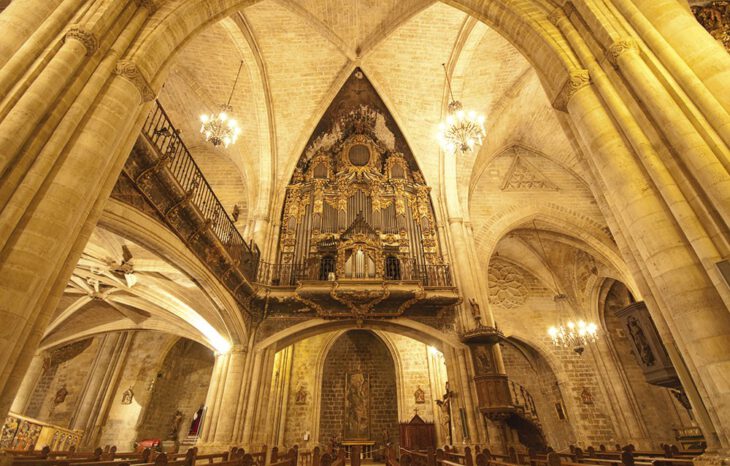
left=553, top=68, right=591, bottom=112
left=607, top=38, right=639, bottom=66
left=135, top=0, right=157, bottom=14
left=547, top=7, right=568, bottom=27
left=114, top=60, right=155, bottom=102
left=64, top=27, right=98, bottom=56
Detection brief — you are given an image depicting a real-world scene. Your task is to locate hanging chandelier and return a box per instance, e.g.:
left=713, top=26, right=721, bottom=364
left=200, top=60, right=243, bottom=148
left=532, top=221, right=600, bottom=354
left=437, top=63, right=486, bottom=154
left=547, top=294, right=599, bottom=355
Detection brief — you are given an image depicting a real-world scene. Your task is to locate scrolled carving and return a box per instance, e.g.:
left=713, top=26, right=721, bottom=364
left=64, top=27, right=98, bottom=56
left=488, top=261, right=528, bottom=309
left=547, top=7, right=568, bottom=26
left=135, top=0, right=157, bottom=13
left=692, top=1, right=730, bottom=52
left=607, top=38, right=639, bottom=65
left=553, top=69, right=591, bottom=111
left=114, top=60, right=155, bottom=102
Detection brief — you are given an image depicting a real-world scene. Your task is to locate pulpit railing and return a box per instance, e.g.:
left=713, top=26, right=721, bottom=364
left=508, top=380, right=539, bottom=423
left=256, top=259, right=452, bottom=287
left=140, top=101, right=260, bottom=281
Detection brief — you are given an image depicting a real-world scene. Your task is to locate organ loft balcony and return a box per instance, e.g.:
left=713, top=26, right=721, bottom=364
left=253, top=213, right=459, bottom=319
left=252, top=69, right=462, bottom=320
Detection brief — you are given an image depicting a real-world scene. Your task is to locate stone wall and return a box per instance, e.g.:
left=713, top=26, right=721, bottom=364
left=282, top=333, right=328, bottom=448
left=501, top=342, right=575, bottom=449
left=602, top=283, right=692, bottom=445
left=98, top=332, right=177, bottom=449
left=319, top=331, right=398, bottom=447
left=26, top=338, right=99, bottom=428
left=136, top=338, right=215, bottom=443
left=388, top=333, right=439, bottom=423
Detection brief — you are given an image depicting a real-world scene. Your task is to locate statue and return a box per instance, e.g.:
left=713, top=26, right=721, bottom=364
left=435, top=382, right=454, bottom=444
left=414, top=386, right=425, bottom=404
left=121, top=387, right=134, bottom=405
left=188, top=407, right=204, bottom=437
left=168, top=410, right=184, bottom=441
left=627, top=316, right=656, bottom=366
left=345, top=371, right=369, bottom=438
left=472, top=345, right=492, bottom=375
left=53, top=385, right=68, bottom=405
left=580, top=388, right=594, bottom=405
left=468, top=297, right=481, bottom=320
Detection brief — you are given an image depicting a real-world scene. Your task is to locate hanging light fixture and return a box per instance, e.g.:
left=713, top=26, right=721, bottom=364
left=200, top=60, right=244, bottom=148
left=532, top=221, right=599, bottom=354
left=437, top=63, right=486, bottom=154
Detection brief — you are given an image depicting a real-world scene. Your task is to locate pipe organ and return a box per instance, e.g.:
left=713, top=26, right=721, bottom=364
left=278, top=132, right=443, bottom=283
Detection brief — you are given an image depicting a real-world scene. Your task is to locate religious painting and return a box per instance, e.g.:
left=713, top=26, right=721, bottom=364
left=344, top=371, right=370, bottom=440
left=414, top=386, right=425, bottom=404
left=0, top=416, right=20, bottom=449
left=121, top=387, right=134, bottom=405
left=295, top=386, right=309, bottom=405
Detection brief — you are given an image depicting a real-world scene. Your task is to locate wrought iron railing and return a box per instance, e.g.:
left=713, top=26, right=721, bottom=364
left=256, top=259, right=452, bottom=287
left=141, top=101, right=260, bottom=280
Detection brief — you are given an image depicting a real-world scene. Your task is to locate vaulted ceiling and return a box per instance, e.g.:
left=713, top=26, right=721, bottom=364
left=153, top=0, right=623, bottom=311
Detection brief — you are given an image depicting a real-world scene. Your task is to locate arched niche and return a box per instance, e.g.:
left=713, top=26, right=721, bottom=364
left=318, top=330, right=399, bottom=447
left=598, top=279, right=695, bottom=447
left=501, top=338, right=575, bottom=451
left=137, top=338, right=215, bottom=443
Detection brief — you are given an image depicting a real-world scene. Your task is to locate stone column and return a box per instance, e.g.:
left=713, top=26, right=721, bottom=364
left=0, top=0, right=64, bottom=68
left=605, top=38, right=730, bottom=227
left=0, top=0, right=84, bottom=97
left=0, top=0, right=155, bottom=418
left=9, top=351, right=48, bottom=415
left=71, top=332, right=132, bottom=447
left=565, top=78, right=730, bottom=450
left=607, top=0, right=730, bottom=146
left=213, top=346, right=248, bottom=446
left=197, top=345, right=248, bottom=449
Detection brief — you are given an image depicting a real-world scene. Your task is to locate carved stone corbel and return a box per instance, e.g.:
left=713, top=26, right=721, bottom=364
left=115, top=59, right=156, bottom=102
left=552, top=68, right=591, bottom=112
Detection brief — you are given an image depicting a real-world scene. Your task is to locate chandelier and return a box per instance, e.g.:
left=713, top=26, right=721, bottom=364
left=548, top=295, right=599, bottom=355
left=200, top=60, right=243, bottom=148
left=532, top=221, right=600, bottom=354
left=437, top=63, right=486, bottom=154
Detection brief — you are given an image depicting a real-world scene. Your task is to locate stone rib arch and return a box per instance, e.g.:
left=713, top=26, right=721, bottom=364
left=474, top=205, right=634, bottom=291
left=98, top=199, right=247, bottom=346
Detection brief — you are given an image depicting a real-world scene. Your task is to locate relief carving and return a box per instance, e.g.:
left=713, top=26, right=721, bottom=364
left=488, top=261, right=528, bottom=309
left=115, top=60, right=156, bottom=102
left=501, top=156, right=558, bottom=191
left=64, top=27, right=98, bottom=56
left=553, top=69, right=591, bottom=112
